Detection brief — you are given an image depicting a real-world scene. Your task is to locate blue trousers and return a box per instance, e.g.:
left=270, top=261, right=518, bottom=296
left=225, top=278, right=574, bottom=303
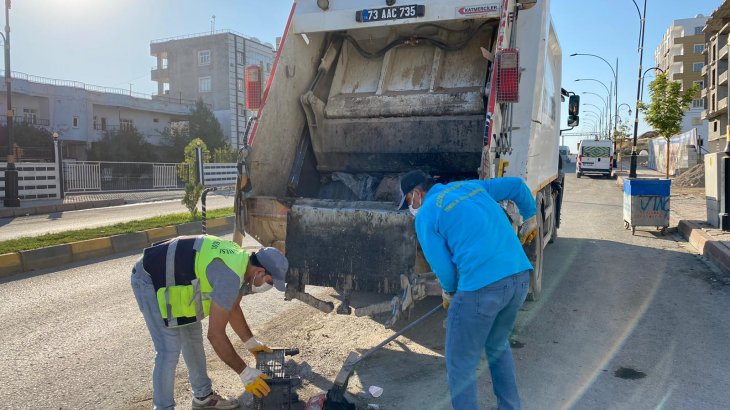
left=131, top=261, right=213, bottom=409
left=445, top=270, right=530, bottom=410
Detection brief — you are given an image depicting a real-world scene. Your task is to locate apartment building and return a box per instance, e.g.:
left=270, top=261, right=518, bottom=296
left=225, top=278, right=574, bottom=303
left=150, top=30, right=276, bottom=148
left=654, top=15, right=708, bottom=147
left=703, top=3, right=730, bottom=153
left=0, top=72, right=194, bottom=160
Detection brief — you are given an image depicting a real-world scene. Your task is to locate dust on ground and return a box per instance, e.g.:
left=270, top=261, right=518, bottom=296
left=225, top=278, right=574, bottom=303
left=674, top=163, right=705, bottom=188
left=252, top=292, right=453, bottom=410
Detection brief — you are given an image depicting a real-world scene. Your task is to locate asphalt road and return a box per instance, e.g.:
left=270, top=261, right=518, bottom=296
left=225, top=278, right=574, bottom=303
left=0, top=194, right=233, bottom=241
left=1, top=167, right=728, bottom=409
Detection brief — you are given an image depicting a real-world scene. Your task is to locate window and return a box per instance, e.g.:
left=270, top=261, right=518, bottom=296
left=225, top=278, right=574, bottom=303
left=72, top=116, right=79, bottom=128
left=693, top=62, right=703, bottom=72
left=101, top=117, right=107, bottom=131
left=162, top=57, right=168, bottom=69
left=237, top=78, right=244, bottom=92
left=198, top=50, right=211, bottom=66
left=163, top=82, right=170, bottom=95
left=692, top=99, right=704, bottom=109
left=23, top=108, right=37, bottom=124
left=714, top=121, right=718, bottom=132
left=199, top=76, right=212, bottom=92
left=695, top=26, right=703, bottom=35
left=237, top=51, right=245, bottom=65
left=694, top=44, right=705, bottom=54
left=238, top=103, right=246, bottom=116
left=694, top=80, right=704, bottom=89
left=120, top=119, right=134, bottom=131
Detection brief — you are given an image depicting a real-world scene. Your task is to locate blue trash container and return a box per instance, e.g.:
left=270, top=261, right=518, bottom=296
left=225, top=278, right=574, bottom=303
left=623, top=179, right=671, bottom=235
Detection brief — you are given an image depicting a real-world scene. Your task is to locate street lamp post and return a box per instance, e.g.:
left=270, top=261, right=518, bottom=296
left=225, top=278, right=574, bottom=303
left=577, top=79, right=612, bottom=138
left=582, top=92, right=609, bottom=137
left=639, top=66, right=666, bottom=101
left=2, top=0, right=17, bottom=207
left=629, top=0, right=648, bottom=179
left=571, top=53, right=619, bottom=143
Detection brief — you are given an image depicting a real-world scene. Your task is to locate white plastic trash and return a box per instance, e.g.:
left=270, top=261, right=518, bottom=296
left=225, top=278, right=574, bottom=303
left=369, top=385, right=384, bottom=398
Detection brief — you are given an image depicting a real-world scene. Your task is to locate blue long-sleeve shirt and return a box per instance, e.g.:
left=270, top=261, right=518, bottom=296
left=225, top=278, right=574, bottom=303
left=414, top=177, right=536, bottom=293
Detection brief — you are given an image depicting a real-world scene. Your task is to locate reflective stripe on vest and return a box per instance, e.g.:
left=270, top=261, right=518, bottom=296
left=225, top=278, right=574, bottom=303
left=146, top=235, right=248, bottom=327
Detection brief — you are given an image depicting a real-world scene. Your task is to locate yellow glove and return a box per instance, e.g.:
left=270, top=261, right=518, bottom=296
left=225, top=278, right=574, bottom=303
left=519, top=216, right=538, bottom=245
left=442, top=290, right=454, bottom=310
left=244, top=337, right=273, bottom=356
left=240, top=367, right=272, bottom=398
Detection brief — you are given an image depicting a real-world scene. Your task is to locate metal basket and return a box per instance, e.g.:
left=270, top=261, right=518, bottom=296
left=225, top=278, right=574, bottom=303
left=253, top=348, right=300, bottom=410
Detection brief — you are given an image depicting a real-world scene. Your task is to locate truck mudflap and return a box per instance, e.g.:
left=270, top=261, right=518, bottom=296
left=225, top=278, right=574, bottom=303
left=284, top=199, right=418, bottom=315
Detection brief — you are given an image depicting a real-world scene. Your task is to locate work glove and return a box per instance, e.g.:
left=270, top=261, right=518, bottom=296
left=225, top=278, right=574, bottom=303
left=442, top=290, right=454, bottom=310
left=519, top=216, right=538, bottom=245
left=244, top=337, right=273, bottom=356
left=239, top=367, right=272, bottom=398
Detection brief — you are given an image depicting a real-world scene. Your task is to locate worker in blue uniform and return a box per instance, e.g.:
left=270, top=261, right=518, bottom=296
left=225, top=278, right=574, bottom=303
left=398, top=170, right=538, bottom=410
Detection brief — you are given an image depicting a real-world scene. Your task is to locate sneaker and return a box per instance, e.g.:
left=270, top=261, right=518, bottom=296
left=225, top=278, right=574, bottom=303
left=191, top=392, right=239, bottom=410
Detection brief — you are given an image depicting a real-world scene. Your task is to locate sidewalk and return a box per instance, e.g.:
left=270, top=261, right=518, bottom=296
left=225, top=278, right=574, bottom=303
left=0, top=189, right=232, bottom=219
left=614, top=165, right=730, bottom=274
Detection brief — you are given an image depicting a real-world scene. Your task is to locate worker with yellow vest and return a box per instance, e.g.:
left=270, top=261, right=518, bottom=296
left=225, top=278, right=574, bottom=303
left=130, top=234, right=289, bottom=410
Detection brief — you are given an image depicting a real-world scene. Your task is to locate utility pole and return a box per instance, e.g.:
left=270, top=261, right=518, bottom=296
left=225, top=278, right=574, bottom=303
left=629, top=0, right=648, bottom=179
left=3, top=0, right=18, bottom=207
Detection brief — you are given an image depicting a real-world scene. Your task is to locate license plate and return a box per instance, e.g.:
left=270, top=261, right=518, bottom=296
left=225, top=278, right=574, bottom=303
left=356, top=4, right=425, bottom=23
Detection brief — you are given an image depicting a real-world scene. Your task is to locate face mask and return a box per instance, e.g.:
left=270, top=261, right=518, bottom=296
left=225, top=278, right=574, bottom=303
left=408, top=191, right=420, bottom=217
left=252, top=282, right=273, bottom=293
left=250, top=271, right=274, bottom=293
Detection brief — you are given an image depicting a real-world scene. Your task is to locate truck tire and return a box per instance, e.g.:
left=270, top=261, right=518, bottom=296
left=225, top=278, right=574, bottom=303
left=527, top=197, right=545, bottom=301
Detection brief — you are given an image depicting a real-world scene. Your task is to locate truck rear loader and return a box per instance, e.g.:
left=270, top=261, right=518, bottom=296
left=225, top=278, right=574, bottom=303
left=233, top=0, right=566, bottom=325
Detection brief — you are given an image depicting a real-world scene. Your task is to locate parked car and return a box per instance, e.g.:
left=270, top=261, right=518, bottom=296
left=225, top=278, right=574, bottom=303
left=576, top=139, right=613, bottom=178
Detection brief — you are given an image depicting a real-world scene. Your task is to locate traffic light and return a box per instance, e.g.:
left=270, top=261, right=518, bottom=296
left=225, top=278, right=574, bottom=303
left=568, top=94, right=580, bottom=127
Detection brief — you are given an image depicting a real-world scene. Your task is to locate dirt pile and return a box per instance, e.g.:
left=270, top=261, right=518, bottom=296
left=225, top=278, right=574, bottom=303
left=674, top=163, right=705, bottom=188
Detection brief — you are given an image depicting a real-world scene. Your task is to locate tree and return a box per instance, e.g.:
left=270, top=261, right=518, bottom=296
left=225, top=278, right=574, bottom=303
left=158, top=124, right=193, bottom=163
left=180, top=138, right=210, bottom=219
left=88, top=127, right=157, bottom=162
left=0, top=123, right=54, bottom=162
left=639, top=73, right=699, bottom=179
left=188, top=99, right=227, bottom=152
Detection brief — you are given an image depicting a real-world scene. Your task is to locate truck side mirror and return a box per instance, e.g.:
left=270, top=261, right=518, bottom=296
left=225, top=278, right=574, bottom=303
left=568, top=94, right=580, bottom=127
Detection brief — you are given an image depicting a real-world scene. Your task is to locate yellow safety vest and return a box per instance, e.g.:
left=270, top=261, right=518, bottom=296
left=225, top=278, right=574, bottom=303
left=143, top=235, right=248, bottom=327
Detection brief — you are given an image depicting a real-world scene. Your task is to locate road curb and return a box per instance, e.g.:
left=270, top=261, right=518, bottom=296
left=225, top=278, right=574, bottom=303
left=0, top=199, right=126, bottom=219
left=0, top=215, right=235, bottom=279
left=677, top=220, right=730, bottom=273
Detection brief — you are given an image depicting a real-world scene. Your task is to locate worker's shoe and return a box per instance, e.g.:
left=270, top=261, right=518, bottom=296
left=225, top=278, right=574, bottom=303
left=191, top=392, right=239, bottom=409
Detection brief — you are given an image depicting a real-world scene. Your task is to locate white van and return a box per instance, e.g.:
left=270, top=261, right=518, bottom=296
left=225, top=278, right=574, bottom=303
left=576, top=139, right=613, bottom=178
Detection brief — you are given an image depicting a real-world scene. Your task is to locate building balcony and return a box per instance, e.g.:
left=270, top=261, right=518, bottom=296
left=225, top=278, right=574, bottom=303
left=717, top=97, right=728, bottom=115
left=151, top=67, right=169, bottom=82
left=701, top=88, right=708, bottom=98
left=702, top=65, right=709, bottom=76
left=701, top=109, right=709, bottom=120
left=721, top=70, right=729, bottom=86
left=720, top=44, right=729, bottom=61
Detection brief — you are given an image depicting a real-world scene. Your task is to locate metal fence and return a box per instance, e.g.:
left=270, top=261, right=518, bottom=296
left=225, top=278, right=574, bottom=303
left=63, top=161, right=190, bottom=193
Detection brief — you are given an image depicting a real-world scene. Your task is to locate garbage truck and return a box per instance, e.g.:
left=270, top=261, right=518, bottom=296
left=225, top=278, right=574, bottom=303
left=233, top=0, right=566, bottom=326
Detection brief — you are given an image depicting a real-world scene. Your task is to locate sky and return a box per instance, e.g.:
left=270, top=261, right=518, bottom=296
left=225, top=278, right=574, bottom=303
left=4, top=0, right=724, bottom=152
